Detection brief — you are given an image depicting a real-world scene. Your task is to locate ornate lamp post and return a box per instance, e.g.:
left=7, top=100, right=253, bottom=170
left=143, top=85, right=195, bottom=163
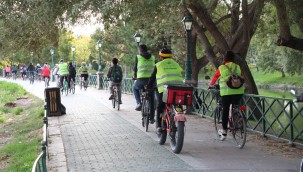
left=50, top=49, right=54, bottom=82
left=182, top=14, right=193, bottom=82
left=71, top=45, right=76, bottom=66
left=97, top=39, right=103, bottom=72
left=133, top=32, right=142, bottom=46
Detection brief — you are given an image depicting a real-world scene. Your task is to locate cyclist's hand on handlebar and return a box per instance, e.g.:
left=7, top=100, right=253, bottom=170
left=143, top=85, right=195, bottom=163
left=132, top=77, right=137, bottom=80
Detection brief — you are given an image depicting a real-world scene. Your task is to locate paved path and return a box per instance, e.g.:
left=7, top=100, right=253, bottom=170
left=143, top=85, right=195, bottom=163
left=1, top=78, right=302, bottom=172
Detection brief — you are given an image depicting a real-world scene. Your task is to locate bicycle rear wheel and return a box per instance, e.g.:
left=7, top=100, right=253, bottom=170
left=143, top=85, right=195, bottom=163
left=214, top=107, right=223, bottom=139
left=115, top=90, right=120, bottom=111
left=232, top=110, right=247, bottom=149
left=45, top=78, right=49, bottom=87
left=169, top=121, right=185, bottom=154
left=112, top=92, right=116, bottom=109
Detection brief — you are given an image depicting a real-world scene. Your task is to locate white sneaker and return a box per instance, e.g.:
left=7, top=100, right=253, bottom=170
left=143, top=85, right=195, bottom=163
left=218, top=129, right=227, bottom=141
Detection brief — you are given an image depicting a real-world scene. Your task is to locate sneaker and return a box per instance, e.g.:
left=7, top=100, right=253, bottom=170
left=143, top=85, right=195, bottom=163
left=119, top=100, right=122, bottom=104
left=108, top=95, right=114, bottom=100
left=156, top=127, right=162, bottom=134
left=135, top=104, right=142, bottom=111
left=149, top=119, right=155, bottom=124
left=218, top=129, right=227, bottom=141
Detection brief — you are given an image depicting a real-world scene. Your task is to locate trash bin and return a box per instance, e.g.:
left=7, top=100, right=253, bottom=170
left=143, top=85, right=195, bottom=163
left=44, top=87, right=65, bottom=116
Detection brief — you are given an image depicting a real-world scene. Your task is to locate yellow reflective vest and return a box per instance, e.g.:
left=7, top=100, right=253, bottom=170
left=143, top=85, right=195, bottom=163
left=137, top=55, right=155, bottom=78
left=156, top=58, right=183, bottom=93
left=218, top=62, right=244, bottom=96
left=58, top=63, right=69, bottom=75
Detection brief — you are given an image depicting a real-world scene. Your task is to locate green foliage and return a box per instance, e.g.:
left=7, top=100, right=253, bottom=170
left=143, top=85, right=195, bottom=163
left=0, top=116, right=6, bottom=123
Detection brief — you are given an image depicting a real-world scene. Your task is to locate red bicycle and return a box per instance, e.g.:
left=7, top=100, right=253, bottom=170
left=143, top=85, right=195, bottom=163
left=157, top=84, right=193, bottom=154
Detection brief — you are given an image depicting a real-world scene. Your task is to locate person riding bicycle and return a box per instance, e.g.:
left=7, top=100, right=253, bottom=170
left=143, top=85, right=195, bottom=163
left=68, top=62, right=76, bottom=88
left=5, top=65, right=11, bottom=78
left=41, top=64, right=51, bottom=86
left=21, top=64, right=27, bottom=80
left=27, top=63, right=35, bottom=79
left=78, top=61, right=89, bottom=85
left=58, top=59, right=69, bottom=88
left=11, top=65, right=17, bottom=77
left=209, top=50, right=244, bottom=141
left=107, top=58, right=123, bottom=104
left=133, top=44, right=156, bottom=115
left=36, top=64, right=42, bottom=80
left=146, top=47, right=183, bottom=132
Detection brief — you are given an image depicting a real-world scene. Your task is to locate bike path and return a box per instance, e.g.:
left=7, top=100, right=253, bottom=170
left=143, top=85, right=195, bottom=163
left=1, top=78, right=301, bottom=172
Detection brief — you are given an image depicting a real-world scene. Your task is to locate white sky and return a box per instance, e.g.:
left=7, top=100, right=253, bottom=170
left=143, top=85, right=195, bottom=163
left=71, top=23, right=102, bottom=36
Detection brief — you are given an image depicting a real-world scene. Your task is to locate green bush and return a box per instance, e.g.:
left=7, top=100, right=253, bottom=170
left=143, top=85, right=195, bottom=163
left=14, top=107, right=23, bottom=115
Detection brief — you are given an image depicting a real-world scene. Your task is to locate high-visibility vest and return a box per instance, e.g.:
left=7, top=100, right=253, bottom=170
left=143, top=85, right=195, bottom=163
left=218, top=62, right=244, bottom=96
left=156, top=58, right=183, bottom=93
left=58, top=63, right=69, bottom=75
left=137, top=55, right=155, bottom=78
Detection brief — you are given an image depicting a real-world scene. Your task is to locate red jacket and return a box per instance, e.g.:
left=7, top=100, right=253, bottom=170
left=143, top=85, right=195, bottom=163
left=41, top=67, right=51, bottom=77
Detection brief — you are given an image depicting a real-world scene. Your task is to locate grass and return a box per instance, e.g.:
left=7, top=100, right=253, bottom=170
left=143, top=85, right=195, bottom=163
left=0, top=81, right=44, bottom=172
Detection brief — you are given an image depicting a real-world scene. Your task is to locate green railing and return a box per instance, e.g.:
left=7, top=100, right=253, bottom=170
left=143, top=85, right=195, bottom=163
left=192, top=88, right=303, bottom=147
left=32, top=105, right=48, bottom=172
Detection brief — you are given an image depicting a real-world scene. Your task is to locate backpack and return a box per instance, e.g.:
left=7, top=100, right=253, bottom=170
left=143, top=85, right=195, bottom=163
left=23, top=67, right=27, bottom=72
left=224, top=65, right=244, bottom=89
left=111, top=66, right=122, bottom=82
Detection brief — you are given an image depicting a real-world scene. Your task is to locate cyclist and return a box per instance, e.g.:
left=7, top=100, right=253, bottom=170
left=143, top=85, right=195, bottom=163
left=41, top=64, right=51, bottom=86
left=78, top=62, right=89, bottom=86
left=58, top=59, right=69, bottom=88
left=208, top=50, right=244, bottom=141
left=133, top=44, right=155, bottom=114
left=68, top=62, right=76, bottom=88
left=11, top=65, right=17, bottom=78
left=146, top=47, right=183, bottom=132
left=21, top=64, right=27, bottom=80
left=27, top=63, right=35, bottom=80
left=107, top=58, right=123, bottom=104
left=5, top=65, right=10, bottom=78
left=36, top=64, right=42, bottom=81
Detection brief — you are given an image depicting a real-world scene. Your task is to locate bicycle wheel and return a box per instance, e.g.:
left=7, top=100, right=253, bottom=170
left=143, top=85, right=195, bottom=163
left=112, top=92, right=116, bottom=109
left=115, top=90, right=120, bottom=111
left=84, top=81, right=88, bottom=90
left=142, top=97, right=150, bottom=132
left=214, top=107, right=223, bottom=139
left=80, top=81, right=83, bottom=90
left=300, top=157, right=303, bottom=172
left=232, top=110, right=247, bottom=149
left=169, top=120, right=185, bottom=154
left=45, top=78, right=49, bottom=87
left=157, top=116, right=167, bottom=145
left=71, top=83, right=75, bottom=94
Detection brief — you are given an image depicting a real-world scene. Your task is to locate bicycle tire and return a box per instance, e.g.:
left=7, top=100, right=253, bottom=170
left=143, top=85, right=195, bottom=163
left=300, top=157, right=303, bottom=172
left=144, top=97, right=150, bottom=132
left=214, top=106, right=223, bottom=139
left=116, top=90, right=120, bottom=111
left=84, top=81, right=88, bottom=90
left=80, top=81, right=83, bottom=90
left=168, top=119, right=184, bottom=154
left=112, top=92, right=115, bottom=109
left=232, top=109, right=247, bottom=149
left=141, top=97, right=147, bottom=128
left=45, top=78, right=49, bottom=87
left=157, top=117, right=167, bottom=145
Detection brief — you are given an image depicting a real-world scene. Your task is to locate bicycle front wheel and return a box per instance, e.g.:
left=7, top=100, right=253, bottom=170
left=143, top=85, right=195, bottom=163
left=169, top=121, right=185, bottom=154
left=142, top=97, right=150, bottom=132
left=214, top=107, right=223, bottom=139
left=232, top=110, right=247, bottom=149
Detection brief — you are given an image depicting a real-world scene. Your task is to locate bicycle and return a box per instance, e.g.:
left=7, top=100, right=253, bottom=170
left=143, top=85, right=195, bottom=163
left=29, top=73, right=34, bottom=84
left=209, top=85, right=247, bottom=149
left=141, top=88, right=154, bottom=132
left=112, top=83, right=121, bottom=111
left=12, top=72, right=17, bottom=80
left=44, top=77, right=50, bottom=88
left=79, top=77, right=88, bottom=90
left=58, top=75, right=68, bottom=96
left=157, top=84, right=193, bottom=154
left=69, top=78, right=75, bottom=94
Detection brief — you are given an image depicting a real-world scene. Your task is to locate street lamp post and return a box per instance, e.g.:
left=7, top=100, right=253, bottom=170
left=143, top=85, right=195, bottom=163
left=97, top=40, right=103, bottom=72
left=50, top=49, right=54, bottom=82
left=182, top=14, right=193, bottom=83
left=71, top=45, right=75, bottom=66
left=133, top=32, right=142, bottom=46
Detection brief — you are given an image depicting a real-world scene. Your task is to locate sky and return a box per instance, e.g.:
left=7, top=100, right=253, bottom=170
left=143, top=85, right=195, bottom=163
left=70, top=23, right=102, bottom=36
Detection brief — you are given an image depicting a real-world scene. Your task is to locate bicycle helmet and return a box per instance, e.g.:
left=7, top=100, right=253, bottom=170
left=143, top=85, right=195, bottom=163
left=60, top=59, right=64, bottom=63
left=159, top=47, right=172, bottom=58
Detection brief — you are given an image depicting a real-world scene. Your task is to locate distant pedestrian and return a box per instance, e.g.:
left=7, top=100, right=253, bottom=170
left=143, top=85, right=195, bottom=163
left=5, top=65, right=10, bottom=78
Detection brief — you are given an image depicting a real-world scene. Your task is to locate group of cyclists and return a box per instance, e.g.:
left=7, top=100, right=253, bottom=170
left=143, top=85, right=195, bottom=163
left=126, top=44, right=246, bottom=140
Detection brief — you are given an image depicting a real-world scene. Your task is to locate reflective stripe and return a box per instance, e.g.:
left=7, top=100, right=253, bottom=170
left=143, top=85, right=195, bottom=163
left=157, top=80, right=183, bottom=87
left=157, top=74, right=183, bottom=80
left=137, top=55, right=155, bottom=78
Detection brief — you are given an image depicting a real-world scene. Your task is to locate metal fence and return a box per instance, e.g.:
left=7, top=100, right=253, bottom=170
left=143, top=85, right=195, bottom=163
left=32, top=105, right=48, bottom=172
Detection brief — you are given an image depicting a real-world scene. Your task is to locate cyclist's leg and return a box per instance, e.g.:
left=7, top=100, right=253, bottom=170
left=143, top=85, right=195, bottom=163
left=221, top=95, right=232, bottom=139
left=60, top=76, right=64, bottom=88
left=156, top=92, right=165, bottom=131
left=148, top=89, right=155, bottom=121
left=68, top=75, right=71, bottom=88
left=117, top=83, right=122, bottom=103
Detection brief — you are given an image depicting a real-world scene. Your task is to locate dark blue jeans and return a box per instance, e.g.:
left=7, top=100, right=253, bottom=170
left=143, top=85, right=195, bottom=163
left=134, top=78, right=155, bottom=119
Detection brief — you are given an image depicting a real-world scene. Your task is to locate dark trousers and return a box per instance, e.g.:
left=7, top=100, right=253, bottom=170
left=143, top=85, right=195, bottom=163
left=221, top=94, right=243, bottom=130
